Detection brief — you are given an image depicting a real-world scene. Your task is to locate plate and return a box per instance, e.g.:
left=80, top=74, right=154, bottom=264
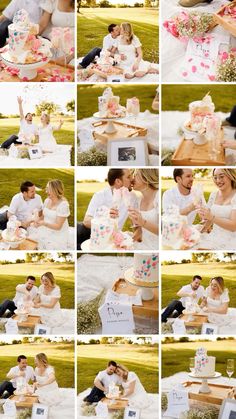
left=189, top=371, right=221, bottom=379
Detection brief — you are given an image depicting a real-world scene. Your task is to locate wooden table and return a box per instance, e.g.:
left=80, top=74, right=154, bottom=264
left=0, top=61, right=74, bottom=82
left=12, top=315, right=41, bottom=329
left=102, top=397, right=128, bottom=410
left=179, top=313, right=208, bottom=327
left=9, top=395, right=38, bottom=408
left=182, top=381, right=233, bottom=405
left=0, top=238, right=38, bottom=250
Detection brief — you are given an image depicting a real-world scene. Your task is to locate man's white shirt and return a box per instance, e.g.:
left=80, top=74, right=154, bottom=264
left=18, top=120, right=38, bottom=139
left=102, top=34, right=118, bottom=51
left=3, top=0, right=42, bottom=23
left=7, top=365, right=35, bottom=388
left=9, top=192, right=43, bottom=222
left=179, top=284, right=205, bottom=307
left=13, top=284, right=38, bottom=306
left=162, top=186, right=200, bottom=225
left=96, top=370, right=122, bottom=390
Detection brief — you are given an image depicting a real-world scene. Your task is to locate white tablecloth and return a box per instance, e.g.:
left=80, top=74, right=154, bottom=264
left=0, top=145, right=72, bottom=167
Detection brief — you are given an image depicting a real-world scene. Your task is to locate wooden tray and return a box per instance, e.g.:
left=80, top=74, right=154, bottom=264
left=112, top=278, right=158, bottom=319
left=171, top=136, right=225, bottom=166
left=179, top=313, right=208, bottom=327
left=91, top=66, right=124, bottom=80
left=92, top=120, right=147, bottom=144
left=214, top=1, right=236, bottom=37
left=0, top=238, right=38, bottom=250
left=182, top=381, right=234, bottom=405
left=102, top=397, right=128, bottom=410
left=0, top=61, right=74, bottom=82
left=12, top=315, right=41, bottom=328
left=9, top=395, right=38, bottom=408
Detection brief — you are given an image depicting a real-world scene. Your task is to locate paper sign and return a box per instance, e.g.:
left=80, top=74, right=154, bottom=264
left=95, top=401, right=109, bottom=418
left=172, top=318, right=186, bottom=335
left=164, top=389, right=189, bottom=418
left=5, top=318, right=19, bottom=335
left=105, top=290, right=143, bottom=306
left=3, top=399, right=17, bottom=417
left=98, top=302, right=135, bottom=334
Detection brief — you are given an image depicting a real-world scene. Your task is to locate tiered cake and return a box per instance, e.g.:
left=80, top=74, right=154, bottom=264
left=107, top=382, right=120, bottom=398
left=194, top=348, right=216, bottom=377
left=98, top=87, right=126, bottom=118
left=2, top=216, right=25, bottom=242
left=188, top=93, right=215, bottom=131
left=133, top=254, right=158, bottom=285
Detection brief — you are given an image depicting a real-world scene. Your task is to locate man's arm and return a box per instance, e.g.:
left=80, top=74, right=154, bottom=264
left=94, top=378, right=106, bottom=392
left=83, top=214, right=92, bottom=229
left=7, top=369, right=24, bottom=380
left=177, top=287, right=195, bottom=299
left=17, top=96, right=24, bottom=120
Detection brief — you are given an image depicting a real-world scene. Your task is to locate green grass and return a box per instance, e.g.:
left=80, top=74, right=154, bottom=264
left=0, top=1, right=8, bottom=12
left=77, top=344, right=158, bottom=393
left=162, top=85, right=236, bottom=112
left=77, top=181, right=107, bottom=221
left=77, top=8, right=159, bottom=63
left=0, top=342, right=74, bottom=388
left=77, top=84, right=158, bottom=120
left=162, top=340, right=236, bottom=378
left=162, top=262, right=236, bottom=308
left=0, top=262, right=74, bottom=309
left=0, top=169, right=74, bottom=226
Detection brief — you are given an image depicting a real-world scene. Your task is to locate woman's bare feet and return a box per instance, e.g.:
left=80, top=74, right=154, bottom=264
left=134, top=70, right=147, bottom=78
left=148, top=67, right=159, bottom=74
left=125, top=73, right=135, bottom=79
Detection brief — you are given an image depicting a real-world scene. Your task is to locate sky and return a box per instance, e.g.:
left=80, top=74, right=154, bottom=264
left=0, top=251, right=72, bottom=262
left=76, top=167, right=108, bottom=182
left=0, top=84, right=74, bottom=115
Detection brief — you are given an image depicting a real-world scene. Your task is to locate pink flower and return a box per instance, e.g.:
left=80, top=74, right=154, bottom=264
left=208, top=75, right=215, bottom=81
left=192, top=65, right=197, bottom=73
left=182, top=71, right=188, bottom=77
left=112, top=231, right=124, bottom=247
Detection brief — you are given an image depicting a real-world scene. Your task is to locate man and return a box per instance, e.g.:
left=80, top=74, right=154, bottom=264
left=77, top=169, right=133, bottom=249
left=0, top=355, right=35, bottom=398
left=78, top=23, right=120, bottom=69
left=162, top=169, right=204, bottom=225
left=1, top=96, right=38, bottom=149
left=0, top=0, right=43, bottom=48
left=161, top=275, right=204, bottom=323
left=83, top=360, right=121, bottom=403
left=0, top=275, right=38, bottom=318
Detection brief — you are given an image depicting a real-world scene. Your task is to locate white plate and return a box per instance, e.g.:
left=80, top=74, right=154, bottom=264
left=189, top=371, right=221, bottom=379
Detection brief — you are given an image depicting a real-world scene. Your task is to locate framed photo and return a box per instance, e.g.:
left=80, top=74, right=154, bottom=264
left=28, top=146, right=43, bottom=160
left=219, top=398, right=236, bottom=419
left=34, top=324, right=51, bottom=335
left=107, top=75, right=125, bottom=83
left=201, top=323, right=218, bottom=335
left=32, top=403, right=49, bottom=419
left=124, top=407, right=140, bottom=419
left=107, top=137, right=148, bottom=166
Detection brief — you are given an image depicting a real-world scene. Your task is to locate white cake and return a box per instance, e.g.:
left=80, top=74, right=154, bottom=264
left=15, top=377, right=28, bottom=395
left=90, top=218, right=114, bottom=250
left=133, top=254, right=158, bottom=284
left=194, top=348, right=216, bottom=377
left=189, top=94, right=215, bottom=131
left=98, top=87, right=126, bottom=118
left=107, top=382, right=120, bottom=398
left=3, top=216, right=25, bottom=242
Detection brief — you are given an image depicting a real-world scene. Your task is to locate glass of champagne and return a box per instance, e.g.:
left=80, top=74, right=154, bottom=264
left=189, top=358, right=195, bottom=374
left=226, top=359, right=234, bottom=384
left=117, top=253, right=128, bottom=288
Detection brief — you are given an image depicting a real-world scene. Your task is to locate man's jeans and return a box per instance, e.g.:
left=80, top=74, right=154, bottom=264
left=79, top=47, right=101, bottom=68
left=0, top=300, right=17, bottom=318
left=0, top=381, right=14, bottom=398
left=161, top=300, right=185, bottom=323
left=77, top=223, right=91, bottom=250
left=83, top=386, right=105, bottom=403
left=0, top=211, right=8, bottom=231
left=1, top=135, right=21, bottom=149
left=0, top=18, right=12, bottom=48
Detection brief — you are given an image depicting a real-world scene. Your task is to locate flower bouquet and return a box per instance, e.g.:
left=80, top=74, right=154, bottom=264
left=163, top=11, right=215, bottom=42
left=214, top=0, right=236, bottom=37
left=216, top=49, right=236, bottom=82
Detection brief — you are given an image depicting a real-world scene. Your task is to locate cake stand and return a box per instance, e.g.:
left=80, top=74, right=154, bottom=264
left=2, top=229, right=26, bottom=249
left=124, top=267, right=158, bottom=301
left=0, top=48, right=49, bottom=80
left=81, top=239, right=114, bottom=251
left=188, top=372, right=221, bottom=394
left=93, top=112, right=125, bottom=134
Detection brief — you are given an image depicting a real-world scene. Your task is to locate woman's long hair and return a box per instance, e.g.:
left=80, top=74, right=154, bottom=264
left=36, top=353, right=49, bottom=368
left=212, top=169, right=236, bottom=189
left=117, top=364, right=129, bottom=381
left=210, top=276, right=225, bottom=294
left=135, top=169, right=159, bottom=191
left=41, top=272, right=56, bottom=288
left=120, top=22, right=133, bottom=45
left=47, top=179, right=65, bottom=200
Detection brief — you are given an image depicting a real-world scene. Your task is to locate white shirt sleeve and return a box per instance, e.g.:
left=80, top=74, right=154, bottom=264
left=57, top=201, right=70, bottom=218
left=96, top=371, right=105, bottom=383
left=46, top=366, right=55, bottom=375
left=162, top=189, right=175, bottom=213
left=85, top=192, right=104, bottom=218
left=40, top=0, right=54, bottom=13
left=3, top=0, right=18, bottom=20
left=8, top=195, right=19, bottom=215
left=132, top=35, right=142, bottom=48
left=52, top=286, right=61, bottom=298
left=221, top=289, right=230, bottom=303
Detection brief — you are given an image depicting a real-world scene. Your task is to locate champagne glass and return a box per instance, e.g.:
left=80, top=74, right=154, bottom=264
left=226, top=359, right=234, bottom=384
left=117, top=253, right=128, bottom=288
left=189, top=358, right=195, bottom=374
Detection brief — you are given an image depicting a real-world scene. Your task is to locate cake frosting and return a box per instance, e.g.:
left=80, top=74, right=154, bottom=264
left=133, top=254, right=158, bottom=283
left=15, top=377, right=28, bottom=395
left=194, top=348, right=216, bottom=377
left=98, top=87, right=126, bottom=118
left=2, top=216, right=26, bottom=242
left=107, top=382, right=120, bottom=398
left=189, top=94, right=215, bottom=131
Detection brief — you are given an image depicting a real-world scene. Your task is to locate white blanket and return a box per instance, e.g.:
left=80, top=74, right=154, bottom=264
left=161, top=0, right=235, bottom=82
left=162, top=110, right=236, bottom=165
left=77, top=389, right=159, bottom=419
left=0, top=145, right=72, bottom=167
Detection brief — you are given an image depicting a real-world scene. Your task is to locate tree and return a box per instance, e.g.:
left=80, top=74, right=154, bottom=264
left=100, top=337, right=109, bottom=344
left=57, top=253, right=72, bottom=262
left=99, top=0, right=112, bottom=6
left=144, top=0, right=151, bottom=6
left=66, top=99, right=75, bottom=113
left=35, top=101, right=58, bottom=116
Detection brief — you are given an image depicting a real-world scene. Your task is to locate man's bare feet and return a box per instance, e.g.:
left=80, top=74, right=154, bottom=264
left=125, top=73, right=134, bottom=79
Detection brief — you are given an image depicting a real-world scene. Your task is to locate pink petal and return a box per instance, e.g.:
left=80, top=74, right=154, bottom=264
left=192, top=66, right=197, bottom=73
left=208, top=75, right=215, bottom=81
left=182, top=71, right=188, bottom=77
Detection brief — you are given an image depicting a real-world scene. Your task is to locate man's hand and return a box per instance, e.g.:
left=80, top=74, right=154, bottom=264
left=120, top=54, right=126, bottom=61
left=17, top=96, right=23, bottom=105
left=110, top=208, right=119, bottom=219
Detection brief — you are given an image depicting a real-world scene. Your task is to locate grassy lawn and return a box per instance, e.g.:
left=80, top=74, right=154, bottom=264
left=77, top=181, right=106, bottom=221
left=0, top=169, right=74, bottom=226
left=77, top=344, right=158, bottom=393
left=77, top=84, right=158, bottom=120
left=0, top=342, right=74, bottom=388
left=77, top=8, right=159, bottom=63
left=162, top=85, right=236, bottom=112
left=162, top=262, right=236, bottom=308
left=162, top=340, right=236, bottom=378
left=0, top=1, right=8, bottom=12
left=0, top=262, right=74, bottom=309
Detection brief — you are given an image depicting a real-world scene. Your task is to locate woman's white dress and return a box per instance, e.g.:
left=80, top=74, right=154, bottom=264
left=204, top=286, right=234, bottom=326
left=122, top=371, right=151, bottom=409
left=35, top=366, right=61, bottom=406
left=198, top=191, right=236, bottom=250
left=116, top=35, right=151, bottom=74
left=38, top=124, right=57, bottom=152
left=37, top=284, right=64, bottom=327
left=28, top=198, right=70, bottom=250
left=135, top=192, right=159, bottom=250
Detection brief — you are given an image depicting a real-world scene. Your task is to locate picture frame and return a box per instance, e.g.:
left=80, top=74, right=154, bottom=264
left=107, top=137, right=148, bottom=166
left=32, top=403, right=49, bottom=419
left=124, top=407, right=140, bottom=419
left=34, top=324, right=51, bottom=335
left=219, top=398, right=236, bottom=419
left=28, top=146, right=43, bottom=160
left=201, top=323, right=218, bottom=335
left=107, top=75, right=125, bottom=83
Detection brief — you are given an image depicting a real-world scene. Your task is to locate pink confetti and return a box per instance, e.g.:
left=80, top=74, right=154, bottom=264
left=182, top=71, right=188, bottom=77
left=188, top=58, right=193, bottom=62
left=200, top=62, right=205, bottom=67
left=208, top=75, right=215, bottom=81
left=192, top=66, right=197, bottom=73
left=22, top=77, right=29, bottom=81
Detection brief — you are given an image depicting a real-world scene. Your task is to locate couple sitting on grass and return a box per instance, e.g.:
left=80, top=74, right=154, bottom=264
left=162, top=275, right=231, bottom=324
left=83, top=360, right=151, bottom=409
left=0, top=353, right=60, bottom=406
left=0, top=273, right=64, bottom=329
left=78, top=22, right=158, bottom=80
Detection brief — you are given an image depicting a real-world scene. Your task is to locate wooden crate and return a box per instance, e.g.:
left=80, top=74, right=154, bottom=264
left=214, top=1, right=236, bottom=37
left=91, top=66, right=124, bottom=80
left=112, top=278, right=158, bottom=319
left=179, top=313, right=208, bottom=327
left=102, top=397, right=128, bottom=410
left=182, top=381, right=234, bottom=405
left=171, top=136, right=225, bottom=166
left=92, top=120, right=147, bottom=144
left=9, top=395, right=38, bottom=408
left=16, top=238, right=38, bottom=250
left=13, top=315, right=41, bottom=328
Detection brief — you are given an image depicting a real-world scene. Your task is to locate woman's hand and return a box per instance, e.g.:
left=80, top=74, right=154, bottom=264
left=34, top=219, right=45, bottom=227
left=223, top=140, right=236, bottom=150
left=197, top=207, right=214, bottom=222
left=33, top=302, right=41, bottom=309
left=132, top=62, right=139, bottom=72
left=128, top=209, right=143, bottom=227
